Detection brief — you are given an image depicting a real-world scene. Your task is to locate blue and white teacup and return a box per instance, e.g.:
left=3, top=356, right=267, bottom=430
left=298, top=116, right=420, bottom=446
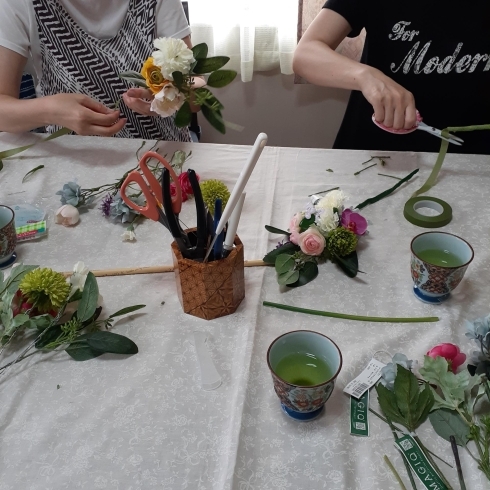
left=267, top=330, right=342, bottom=421
left=410, top=232, right=474, bottom=304
left=0, top=206, right=17, bottom=269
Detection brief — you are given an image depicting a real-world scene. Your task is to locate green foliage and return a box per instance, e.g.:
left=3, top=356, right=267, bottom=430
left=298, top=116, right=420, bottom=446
left=429, top=409, right=471, bottom=447
left=289, top=261, right=319, bottom=288
left=193, top=56, right=230, bottom=74
left=375, top=365, right=434, bottom=432
left=207, top=70, right=237, bottom=88
left=263, top=242, right=299, bottom=265
left=192, top=43, right=208, bottom=60
left=0, top=264, right=38, bottom=297
left=299, top=216, right=315, bottom=232
left=22, top=165, right=44, bottom=183
left=333, top=251, right=358, bottom=278
left=201, top=105, right=226, bottom=134
left=172, top=71, right=184, bottom=90
left=264, top=225, right=291, bottom=236
left=76, top=272, right=99, bottom=323
left=174, top=101, right=192, bottom=128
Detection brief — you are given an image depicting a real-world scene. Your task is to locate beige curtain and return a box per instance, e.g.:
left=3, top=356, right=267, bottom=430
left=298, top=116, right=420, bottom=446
left=296, top=0, right=365, bottom=83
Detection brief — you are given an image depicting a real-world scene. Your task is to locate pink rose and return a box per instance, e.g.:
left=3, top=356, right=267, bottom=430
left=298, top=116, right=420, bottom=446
left=427, top=343, right=466, bottom=373
left=170, top=182, right=188, bottom=202
left=178, top=171, right=199, bottom=196
left=298, top=228, right=325, bottom=256
left=289, top=213, right=303, bottom=245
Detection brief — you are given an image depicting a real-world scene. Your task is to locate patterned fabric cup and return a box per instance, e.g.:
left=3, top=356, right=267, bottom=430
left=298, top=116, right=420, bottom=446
left=267, top=331, right=342, bottom=421
left=410, top=232, right=474, bottom=304
left=0, top=206, right=17, bottom=269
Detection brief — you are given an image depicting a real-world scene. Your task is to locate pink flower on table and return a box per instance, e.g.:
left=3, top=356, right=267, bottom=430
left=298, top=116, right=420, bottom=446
left=289, top=212, right=303, bottom=245
left=427, top=343, right=466, bottom=373
left=170, top=182, right=188, bottom=202
left=178, top=171, right=199, bottom=196
left=341, top=209, right=367, bottom=236
left=298, top=227, right=325, bottom=256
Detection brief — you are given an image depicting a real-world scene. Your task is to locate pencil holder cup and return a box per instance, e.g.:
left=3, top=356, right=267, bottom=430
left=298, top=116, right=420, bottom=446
left=171, top=234, right=245, bottom=320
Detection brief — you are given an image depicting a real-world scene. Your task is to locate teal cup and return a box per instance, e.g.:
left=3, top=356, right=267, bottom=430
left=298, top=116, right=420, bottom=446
left=410, top=232, right=474, bottom=304
left=267, top=330, right=342, bottom=421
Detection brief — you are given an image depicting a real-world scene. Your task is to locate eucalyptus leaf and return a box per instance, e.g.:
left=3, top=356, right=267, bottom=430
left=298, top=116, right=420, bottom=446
left=263, top=242, right=299, bottom=264
left=108, top=304, right=146, bottom=319
left=206, top=70, right=237, bottom=88
left=22, top=165, right=44, bottom=183
left=24, top=314, right=54, bottom=331
left=201, top=105, right=226, bottom=134
left=76, top=272, right=99, bottom=323
left=175, top=101, right=192, bottom=128
left=275, top=254, right=294, bottom=274
left=192, top=43, right=208, bottom=60
left=193, top=56, right=230, bottom=74
left=277, top=269, right=300, bottom=286
left=0, top=264, right=38, bottom=296
left=265, top=225, right=291, bottom=236
left=65, top=338, right=105, bottom=361
left=333, top=252, right=358, bottom=278
left=119, top=71, right=146, bottom=80
left=35, top=324, right=63, bottom=349
left=429, top=408, right=470, bottom=446
left=289, top=262, right=319, bottom=288
left=85, top=331, right=138, bottom=355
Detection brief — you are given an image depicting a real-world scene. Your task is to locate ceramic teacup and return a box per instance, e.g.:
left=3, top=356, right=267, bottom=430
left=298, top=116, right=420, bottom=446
left=0, top=206, right=17, bottom=269
left=267, top=330, right=342, bottom=421
left=410, top=232, right=474, bottom=304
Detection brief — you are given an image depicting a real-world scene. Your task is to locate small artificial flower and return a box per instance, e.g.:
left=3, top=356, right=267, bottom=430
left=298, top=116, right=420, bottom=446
left=122, top=224, right=136, bottom=242
left=152, top=37, right=195, bottom=80
left=465, top=314, right=490, bottom=345
left=326, top=227, right=358, bottom=257
left=55, top=204, right=80, bottom=227
left=141, top=56, right=168, bottom=95
left=178, top=171, right=200, bottom=196
left=199, top=180, right=231, bottom=215
left=68, top=261, right=90, bottom=298
left=100, top=194, right=114, bottom=217
left=298, top=227, right=326, bottom=256
left=56, top=182, right=82, bottom=207
left=150, top=83, right=185, bottom=118
left=110, top=192, right=141, bottom=224
left=315, top=189, right=345, bottom=213
left=426, top=343, right=466, bottom=373
left=19, top=268, right=71, bottom=313
left=170, top=182, right=188, bottom=202
left=341, top=209, right=368, bottom=236
left=288, top=212, right=303, bottom=245
left=380, top=354, right=415, bottom=391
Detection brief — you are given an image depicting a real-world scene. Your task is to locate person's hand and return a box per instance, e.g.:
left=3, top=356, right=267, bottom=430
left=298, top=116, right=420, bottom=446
left=48, top=93, right=126, bottom=136
left=359, top=69, right=417, bottom=130
left=123, top=88, right=158, bottom=116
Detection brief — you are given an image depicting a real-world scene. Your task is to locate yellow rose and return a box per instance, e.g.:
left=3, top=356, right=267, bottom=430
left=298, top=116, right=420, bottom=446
left=141, top=57, right=167, bottom=94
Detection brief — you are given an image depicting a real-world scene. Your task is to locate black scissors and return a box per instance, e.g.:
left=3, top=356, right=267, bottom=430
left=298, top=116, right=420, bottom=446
left=161, top=168, right=208, bottom=261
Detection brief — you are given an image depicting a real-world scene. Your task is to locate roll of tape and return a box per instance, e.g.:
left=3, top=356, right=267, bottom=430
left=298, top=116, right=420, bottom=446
left=403, top=196, right=452, bottom=228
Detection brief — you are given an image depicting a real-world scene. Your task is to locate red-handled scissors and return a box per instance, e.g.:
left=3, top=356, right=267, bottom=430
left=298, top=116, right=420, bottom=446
left=120, top=151, right=182, bottom=227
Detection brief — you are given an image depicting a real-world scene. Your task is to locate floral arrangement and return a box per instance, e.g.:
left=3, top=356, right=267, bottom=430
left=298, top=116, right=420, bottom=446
left=371, top=330, right=490, bottom=489
left=55, top=145, right=192, bottom=241
left=120, top=38, right=237, bottom=134
left=0, top=263, right=144, bottom=376
left=263, top=189, right=368, bottom=287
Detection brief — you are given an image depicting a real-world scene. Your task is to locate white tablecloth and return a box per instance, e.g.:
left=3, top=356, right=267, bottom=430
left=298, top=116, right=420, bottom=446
left=0, top=133, right=489, bottom=490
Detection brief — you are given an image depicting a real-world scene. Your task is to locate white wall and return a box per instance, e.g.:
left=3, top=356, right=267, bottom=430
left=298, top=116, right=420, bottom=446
left=199, top=69, right=350, bottom=148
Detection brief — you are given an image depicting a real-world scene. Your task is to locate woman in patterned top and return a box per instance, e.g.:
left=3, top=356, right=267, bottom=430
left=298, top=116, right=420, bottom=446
left=0, top=0, right=198, bottom=141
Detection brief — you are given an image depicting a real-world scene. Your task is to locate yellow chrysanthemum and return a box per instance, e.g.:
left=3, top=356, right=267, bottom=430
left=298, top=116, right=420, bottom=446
left=19, top=268, right=70, bottom=313
left=141, top=57, right=168, bottom=95
left=199, top=180, right=231, bottom=215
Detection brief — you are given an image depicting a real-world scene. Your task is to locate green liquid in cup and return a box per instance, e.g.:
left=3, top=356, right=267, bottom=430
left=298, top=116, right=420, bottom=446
left=417, top=249, right=463, bottom=267
left=275, top=352, right=332, bottom=386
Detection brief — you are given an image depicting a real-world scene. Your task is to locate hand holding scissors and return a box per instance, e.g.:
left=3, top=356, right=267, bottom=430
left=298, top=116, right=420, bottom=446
left=120, top=151, right=182, bottom=228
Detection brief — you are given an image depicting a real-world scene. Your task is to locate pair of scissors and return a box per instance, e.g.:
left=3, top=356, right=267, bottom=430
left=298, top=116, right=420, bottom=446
left=372, top=111, right=464, bottom=146
left=162, top=167, right=208, bottom=261
left=120, top=151, right=182, bottom=228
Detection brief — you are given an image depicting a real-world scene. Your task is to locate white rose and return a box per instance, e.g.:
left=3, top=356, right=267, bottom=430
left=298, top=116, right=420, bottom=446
left=152, top=37, right=195, bottom=80
left=315, top=190, right=345, bottom=213
left=150, top=83, right=185, bottom=117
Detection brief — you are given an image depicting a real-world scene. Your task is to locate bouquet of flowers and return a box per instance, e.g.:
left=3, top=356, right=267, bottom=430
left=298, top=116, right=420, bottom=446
left=372, top=338, right=490, bottom=489
left=263, top=189, right=368, bottom=287
left=0, top=262, right=144, bottom=376
left=120, top=38, right=237, bottom=134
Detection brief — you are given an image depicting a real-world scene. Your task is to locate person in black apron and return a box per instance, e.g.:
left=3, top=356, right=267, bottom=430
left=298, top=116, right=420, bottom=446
left=293, top=0, right=490, bottom=154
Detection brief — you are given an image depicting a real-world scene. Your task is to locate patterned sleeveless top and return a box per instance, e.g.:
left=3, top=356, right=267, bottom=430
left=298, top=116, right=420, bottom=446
left=32, top=0, right=191, bottom=141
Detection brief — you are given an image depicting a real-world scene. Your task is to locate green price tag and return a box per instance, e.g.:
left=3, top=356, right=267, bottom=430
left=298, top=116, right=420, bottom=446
left=350, top=390, right=369, bottom=437
left=395, top=434, right=448, bottom=490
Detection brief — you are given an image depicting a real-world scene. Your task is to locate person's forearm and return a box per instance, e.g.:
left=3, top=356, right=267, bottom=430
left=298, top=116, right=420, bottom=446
left=293, top=40, right=378, bottom=92
left=0, top=95, right=50, bottom=132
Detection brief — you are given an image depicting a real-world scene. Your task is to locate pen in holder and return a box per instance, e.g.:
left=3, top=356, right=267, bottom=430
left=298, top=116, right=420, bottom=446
left=171, top=231, right=245, bottom=320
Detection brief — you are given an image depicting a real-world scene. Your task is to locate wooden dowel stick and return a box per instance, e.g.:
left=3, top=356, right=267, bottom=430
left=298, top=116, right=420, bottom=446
left=62, top=259, right=269, bottom=278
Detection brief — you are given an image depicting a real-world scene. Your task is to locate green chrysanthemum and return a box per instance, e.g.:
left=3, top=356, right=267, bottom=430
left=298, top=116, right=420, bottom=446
left=19, top=268, right=70, bottom=313
left=199, top=179, right=230, bottom=215
left=326, top=227, right=358, bottom=257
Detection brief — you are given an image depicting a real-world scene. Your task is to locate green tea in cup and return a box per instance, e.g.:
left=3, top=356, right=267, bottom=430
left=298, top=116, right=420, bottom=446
left=274, top=352, right=332, bottom=386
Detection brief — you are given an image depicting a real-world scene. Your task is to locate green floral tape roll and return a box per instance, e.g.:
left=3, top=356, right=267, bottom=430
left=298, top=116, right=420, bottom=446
left=403, top=196, right=452, bottom=228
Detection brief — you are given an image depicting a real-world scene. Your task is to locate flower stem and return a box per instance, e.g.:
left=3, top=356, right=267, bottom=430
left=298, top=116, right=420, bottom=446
left=378, top=173, right=402, bottom=180
left=414, top=435, right=453, bottom=490
left=354, top=162, right=377, bottom=176
left=262, top=301, right=439, bottom=323
left=384, top=455, right=408, bottom=490
left=450, top=436, right=466, bottom=490
left=308, top=187, right=339, bottom=197
left=0, top=350, right=37, bottom=372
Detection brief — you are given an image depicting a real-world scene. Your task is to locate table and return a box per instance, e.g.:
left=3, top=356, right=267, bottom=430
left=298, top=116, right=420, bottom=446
left=0, top=133, right=489, bottom=490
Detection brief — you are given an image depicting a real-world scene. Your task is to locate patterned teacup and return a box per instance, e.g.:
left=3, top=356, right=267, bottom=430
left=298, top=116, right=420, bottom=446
left=0, top=206, right=17, bottom=269
left=411, top=232, right=474, bottom=304
left=267, top=330, right=342, bottom=421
